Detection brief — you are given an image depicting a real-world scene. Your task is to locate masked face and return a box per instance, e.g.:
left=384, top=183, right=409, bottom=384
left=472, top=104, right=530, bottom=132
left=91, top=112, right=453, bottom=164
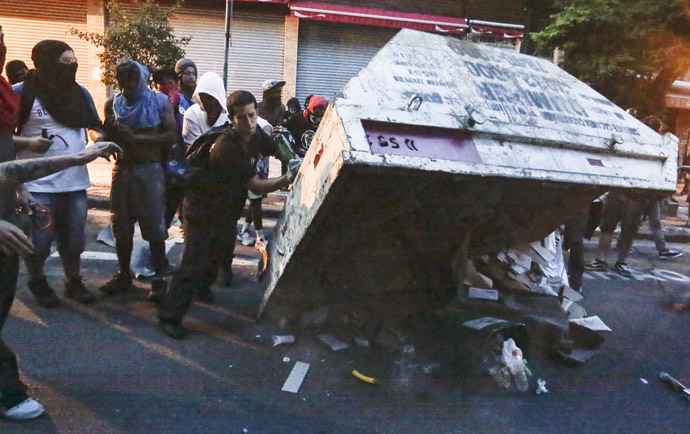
left=308, top=106, right=326, bottom=128
left=54, top=50, right=78, bottom=83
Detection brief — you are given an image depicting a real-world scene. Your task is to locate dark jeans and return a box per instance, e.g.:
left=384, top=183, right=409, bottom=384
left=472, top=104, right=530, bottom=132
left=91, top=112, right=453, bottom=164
left=564, top=208, right=588, bottom=290
left=0, top=252, right=29, bottom=409
left=164, top=181, right=185, bottom=228
left=158, top=215, right=237, bottom=325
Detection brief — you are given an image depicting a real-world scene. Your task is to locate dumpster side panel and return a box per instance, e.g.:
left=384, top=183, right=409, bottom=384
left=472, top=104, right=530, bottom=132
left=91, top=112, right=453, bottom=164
left=259, top=105, right=350, bottom=316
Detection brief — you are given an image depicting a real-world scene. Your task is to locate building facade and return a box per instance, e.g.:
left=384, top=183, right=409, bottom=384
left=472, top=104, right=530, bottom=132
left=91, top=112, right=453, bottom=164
left=0, top=0, right=527, bottom=114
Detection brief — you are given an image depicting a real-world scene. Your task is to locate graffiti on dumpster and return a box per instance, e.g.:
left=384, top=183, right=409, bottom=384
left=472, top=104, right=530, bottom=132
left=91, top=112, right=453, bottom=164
left=362, top=120, right=483, bottom=163
left=584, top=269, right=690, bottom=283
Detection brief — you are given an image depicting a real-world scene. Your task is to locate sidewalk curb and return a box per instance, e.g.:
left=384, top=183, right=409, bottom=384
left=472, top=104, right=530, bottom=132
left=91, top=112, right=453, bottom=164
left=87, top=193, right=286, bottom=219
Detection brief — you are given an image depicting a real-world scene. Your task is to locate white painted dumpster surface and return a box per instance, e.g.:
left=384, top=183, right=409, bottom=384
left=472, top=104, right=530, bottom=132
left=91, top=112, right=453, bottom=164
left=258, top=29, right=677, bottom=318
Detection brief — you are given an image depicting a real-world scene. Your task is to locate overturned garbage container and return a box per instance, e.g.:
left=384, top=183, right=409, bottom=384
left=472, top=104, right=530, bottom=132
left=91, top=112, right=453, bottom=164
left=259, top=29, right=677, bottom=320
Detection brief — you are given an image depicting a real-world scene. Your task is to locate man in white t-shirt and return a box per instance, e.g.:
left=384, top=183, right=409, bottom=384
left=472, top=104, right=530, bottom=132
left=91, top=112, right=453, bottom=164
left=14, top=40, right=109, bottom=308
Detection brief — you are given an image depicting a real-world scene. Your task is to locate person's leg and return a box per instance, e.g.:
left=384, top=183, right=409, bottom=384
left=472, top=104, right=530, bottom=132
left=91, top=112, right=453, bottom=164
left=101, top=166, right=134, bottom=294
left=54, top=191, right=95, bottom=303
left=591, top=193, right=624, bottom=265
left=564, top=208, right=588, bottom=292
left=0, top=253, right=32, bottom=411
left=249, top=198, right=267, bottom=244
left=23, top=193, right=60, bottom=307
left=646, top=198, right=667, bottom=252
left=158, top=216, right=212, bottom=338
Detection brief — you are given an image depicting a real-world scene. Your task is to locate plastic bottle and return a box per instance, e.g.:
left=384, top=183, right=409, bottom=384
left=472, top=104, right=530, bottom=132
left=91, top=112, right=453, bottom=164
left=501, top=338, right=529, bottom=392
left=396, top=345, right=416, bottom=389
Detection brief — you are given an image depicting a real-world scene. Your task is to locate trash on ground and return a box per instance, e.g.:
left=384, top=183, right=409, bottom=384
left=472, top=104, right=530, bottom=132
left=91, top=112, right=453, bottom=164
left=281, top=362, right=310, bottom=393
left=536, top=378, right=548, bottom=395
left=659, top=372, right=690, bottom=401
left=562, top=286, right=584, bottom=302
left=420, top=362, right=440, bottom=375
left=501, top=338, right=529, bottom=392
left=353, top=335, right=370, bottom=348
left=557, top=349, right=599, bottom=365
left=640, top=378, right=648, bottom=384
left=396, top=345, right=416, bottom=389
left=570, top=316, right=612, bottom=332
left=318, top=333, right=351, bottom=351
left=468, top=287, right=499, bottom=301
left=300, top=307, right=329, bottom=327
left=562, top=298, right=587, bottom=319
left=352, top=370, right=378, bottom=385
left=283, top=357, right=291, bottom=363
left=272, top=334, right=295, bottom=346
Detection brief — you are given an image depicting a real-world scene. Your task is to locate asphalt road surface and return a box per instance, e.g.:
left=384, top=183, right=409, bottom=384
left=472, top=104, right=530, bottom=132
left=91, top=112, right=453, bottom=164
left=2, top=210, right=689, bottom=433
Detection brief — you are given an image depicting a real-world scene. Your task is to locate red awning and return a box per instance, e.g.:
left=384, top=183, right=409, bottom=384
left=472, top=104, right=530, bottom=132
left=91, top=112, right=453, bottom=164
left=289, top=1, right=467, bottom=35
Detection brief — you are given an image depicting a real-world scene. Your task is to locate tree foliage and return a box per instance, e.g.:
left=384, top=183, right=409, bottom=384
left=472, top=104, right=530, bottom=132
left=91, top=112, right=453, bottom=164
left=532, top=0, right=690, bottom=115
left=71, top=0, right=190, bottom=87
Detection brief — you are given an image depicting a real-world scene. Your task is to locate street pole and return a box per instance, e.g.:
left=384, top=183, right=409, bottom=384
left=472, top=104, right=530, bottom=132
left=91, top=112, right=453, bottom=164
left=223, top=0, right=233, bottom=89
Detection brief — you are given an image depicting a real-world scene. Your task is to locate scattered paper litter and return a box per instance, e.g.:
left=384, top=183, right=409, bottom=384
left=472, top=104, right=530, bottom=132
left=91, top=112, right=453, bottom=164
left=640, top=378, right=648, bottom=384
left=468, top=287, right=499, bottom=301
left=318, top=333, right=351, bottom=351
left=569, top=315, right=612, bottom=332
left=281, top=362, right=310, bottom=393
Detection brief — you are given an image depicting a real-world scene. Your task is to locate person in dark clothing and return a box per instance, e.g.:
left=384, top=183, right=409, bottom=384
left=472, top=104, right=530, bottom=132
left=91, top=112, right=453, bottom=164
left=157, top=90, right=299, bottom=339
left=5, top=59, right=27, bottom=85
left=285, top=97, right=300, bottom=119
left=153, top=67, right=186, bottom=228
left=284, top=95, right=327, bottom=157
left=0, top=29, right=120, bottom=419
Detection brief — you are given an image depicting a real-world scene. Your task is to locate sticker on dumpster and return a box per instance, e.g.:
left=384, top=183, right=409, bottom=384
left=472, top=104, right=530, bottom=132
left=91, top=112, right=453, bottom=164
left=462, top=317, right=508, bottom=330
left=362, top=120, right=482, bottom=163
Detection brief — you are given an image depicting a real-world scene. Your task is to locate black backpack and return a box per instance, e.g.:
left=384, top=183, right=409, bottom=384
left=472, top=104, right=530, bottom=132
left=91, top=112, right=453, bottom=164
left=185, top=122, right=232, bottom=167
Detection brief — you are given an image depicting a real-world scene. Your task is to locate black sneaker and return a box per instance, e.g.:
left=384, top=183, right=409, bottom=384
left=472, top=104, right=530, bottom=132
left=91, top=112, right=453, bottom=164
left=159, top=321, right=186, bottom=339
left=584, top=258, right=608, bottom=271
left=27, top=277, right=60, bottom=308
left=64, top=277, right=96, bottom=304
left=99, top=272, right=133, bottom=295
left=614, top=262, right=635, bottom=277
left=659, top=248, right=683, bottom=259
left=146, top=278, right=167, bottom=303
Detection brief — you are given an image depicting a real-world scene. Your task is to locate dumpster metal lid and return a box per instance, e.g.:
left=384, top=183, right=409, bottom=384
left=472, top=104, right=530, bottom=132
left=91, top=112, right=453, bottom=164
left=336, top=29, right=675, bottom=192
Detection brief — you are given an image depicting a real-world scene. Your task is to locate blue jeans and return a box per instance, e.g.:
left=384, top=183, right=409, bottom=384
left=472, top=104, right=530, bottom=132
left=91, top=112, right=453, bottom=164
left=25, top=191, right=87, bottom=263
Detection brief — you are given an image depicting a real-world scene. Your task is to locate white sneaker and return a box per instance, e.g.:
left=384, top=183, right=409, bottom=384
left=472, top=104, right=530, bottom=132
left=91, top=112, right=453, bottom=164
left=239, top=230, right=255, bottom=246
left=2, top=398, right=45, bottom=420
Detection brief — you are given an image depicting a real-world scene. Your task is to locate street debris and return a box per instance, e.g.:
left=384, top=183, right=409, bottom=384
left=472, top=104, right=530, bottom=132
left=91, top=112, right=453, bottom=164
left=353, top=335, right=370, bottom=348
left=282, top=357, right=291, bottom=363
left=468, top=287, right=499, bottom=301
left=300, top=307, right=329, bottom=327
left=272, top=334, right=295, bottom=346
left=281, top=362, right=310, bottom=394
left=570, top=316, right=612, bottom=332
left=318, top=333, right=351, bottom=351
left=640, top=378, right=648, bottom=384
left=536, top=378, right=548, bottom=395
left=659, top=372, right=690, bottom=401
left=501, top=339, right=529, bottom=392
left=352, top=370, right=378, bottom=385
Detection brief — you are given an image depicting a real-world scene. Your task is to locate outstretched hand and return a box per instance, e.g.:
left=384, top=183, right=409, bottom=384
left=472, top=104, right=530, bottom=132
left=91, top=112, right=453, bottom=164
left=286, top=158, right=303, bottom=183
left=81, top=141, right=123, bottom=163
left=0, top=220, right=33, bottom=257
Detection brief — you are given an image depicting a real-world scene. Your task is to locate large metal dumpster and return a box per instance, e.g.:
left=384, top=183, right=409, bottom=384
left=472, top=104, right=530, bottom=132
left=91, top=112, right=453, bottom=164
left=259, top=29, right=677, bottom=318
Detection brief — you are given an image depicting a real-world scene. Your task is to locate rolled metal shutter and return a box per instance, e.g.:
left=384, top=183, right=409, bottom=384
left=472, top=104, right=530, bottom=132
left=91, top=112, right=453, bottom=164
left=295, top=21, right=397, bottom=104
left=0, top=0, right=91, bottom=88
left=170, top=6, right=285, bottom=99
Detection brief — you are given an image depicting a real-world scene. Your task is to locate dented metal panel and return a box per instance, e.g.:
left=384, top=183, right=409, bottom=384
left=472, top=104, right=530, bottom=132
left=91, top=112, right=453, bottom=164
left=258, top=30, right=677, bottom=318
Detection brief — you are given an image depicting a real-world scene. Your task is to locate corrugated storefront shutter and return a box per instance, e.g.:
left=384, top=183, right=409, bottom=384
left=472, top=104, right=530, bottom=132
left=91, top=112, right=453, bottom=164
left=170, top=6, right=285, bottom=99
left=0, top=0, right=91, bottom=88
left=295, top=21, right=397, bottom=104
